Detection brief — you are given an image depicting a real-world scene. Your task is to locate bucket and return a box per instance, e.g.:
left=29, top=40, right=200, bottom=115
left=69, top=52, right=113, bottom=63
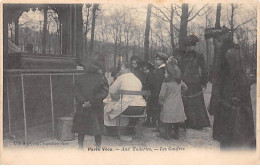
left=57, top=117, right=75, bottom=141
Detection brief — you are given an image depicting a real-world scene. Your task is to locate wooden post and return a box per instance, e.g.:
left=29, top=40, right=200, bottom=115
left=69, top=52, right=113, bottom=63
left=49, top=75, right=55, bottom=137
left=21, top=75, right=28, bottom=143
left=6, top=79, right=12, bottom=135
left=72, top=74, right=76, bottom=113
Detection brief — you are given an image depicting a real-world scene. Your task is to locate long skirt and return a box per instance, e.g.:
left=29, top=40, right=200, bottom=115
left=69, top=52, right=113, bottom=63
left=217, top=102, right=256, bottom=149
left=182, top=83, right=210, bottom=129
left=213, top=85, right=256, bottom=149
left=72, top=104, right=104, bottom=136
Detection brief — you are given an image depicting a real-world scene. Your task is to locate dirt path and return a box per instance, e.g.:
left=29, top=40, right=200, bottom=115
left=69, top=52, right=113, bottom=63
left=4, top=83, right=256, bottom=151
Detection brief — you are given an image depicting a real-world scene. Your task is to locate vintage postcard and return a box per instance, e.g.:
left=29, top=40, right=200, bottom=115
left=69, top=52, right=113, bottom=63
left=0, top=0, right=259, bottom=165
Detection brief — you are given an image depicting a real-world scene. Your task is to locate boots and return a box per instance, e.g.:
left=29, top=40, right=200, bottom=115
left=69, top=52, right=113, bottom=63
left=144, top=117, right=151, bottom=127
left=165, top=124, right=171, bottom=140
left=157, top=123, right=171, bottom=140
left=172, top=124, right=180, bottom=140
left=78, top=134, right=85, bottom=150
left=95, top=135, right=102, bottom=150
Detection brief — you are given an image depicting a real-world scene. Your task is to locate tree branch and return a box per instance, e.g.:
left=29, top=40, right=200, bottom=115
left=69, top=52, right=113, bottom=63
left=153, top=6, right=171, bottom=21
left=164, top=6, right=172, bottom=13
left=188, top=5, right=196, bottom=17
left=188, top=4, right=208, bottom=22
left=171, top=24, right=180, bottom=32
left=151, top=11, right=169, bottom=22
left=174, top=4, right=182, bottom=9
left=152, top=7, right=180, bottom=31
left=175, top=9, right=181, bottom=17
left=234, top=18, right=255, bottom=30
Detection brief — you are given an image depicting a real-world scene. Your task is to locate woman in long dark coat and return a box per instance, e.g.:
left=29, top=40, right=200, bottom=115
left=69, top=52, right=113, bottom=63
left=72, top=60, right=109, bottom=149
left=178, top=35, right=210, bottom=129
left=205, top=27, right=255, bottom=149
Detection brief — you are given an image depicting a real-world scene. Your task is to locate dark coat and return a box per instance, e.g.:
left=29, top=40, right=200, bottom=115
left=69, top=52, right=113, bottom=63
left=72, top=67, right=109, bottom=135
left=178, top=51, right=207, bottom=86
left=209, top=47, right=255, bottom=148
left=179, top=51, right=210, bottom=129
left=132, top=68, right=146, bottom=88
left=149, top=66, right=166, bottom=120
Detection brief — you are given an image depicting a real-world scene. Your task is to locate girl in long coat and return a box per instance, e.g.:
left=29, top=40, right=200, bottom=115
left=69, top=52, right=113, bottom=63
left=158, top=57, right=187, bottom=140
left=72, top=61, right=109, bottom=149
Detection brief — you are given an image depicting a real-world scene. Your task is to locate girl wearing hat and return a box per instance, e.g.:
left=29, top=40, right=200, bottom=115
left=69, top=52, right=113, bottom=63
left=158, top=57, right=187, bottom=140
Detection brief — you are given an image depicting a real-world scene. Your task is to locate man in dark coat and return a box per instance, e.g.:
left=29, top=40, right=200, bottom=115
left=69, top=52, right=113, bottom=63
left=149, top=52, right=168, bottom=130
left=72, top=60, right=109, bottom=149
left=140, top=61, right=155, bottom=126
left=178, top=35, right=210, bottom=129
left=205, top=26, right=256, bottom=149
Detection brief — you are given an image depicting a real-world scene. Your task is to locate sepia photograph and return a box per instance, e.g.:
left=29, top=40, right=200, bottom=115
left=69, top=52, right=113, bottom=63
left=1, top=0, right=259, bottom=165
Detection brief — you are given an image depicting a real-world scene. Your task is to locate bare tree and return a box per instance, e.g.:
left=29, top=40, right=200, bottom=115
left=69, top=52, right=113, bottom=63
left=108, top=9, right=123, bottom=68
left=179, top=4, right=208, bottom=51
left=153, top=4, right=208, bottom=51
left=228, top=4, right=255, bottom=41
left=152, top=5, right=179, bottom=54
left=89, top=4, right=99, bottom=53
left=76, top=4, right=84, bottom=64
left=215, top=3, right=221, bottom=28
left=84, top=4, right=92, bottom=55
left=121, top=12, right=136, bottom=61
left=179, top=4, right=189, bottom=51
left=144, top=4, right=152, bottom=61
left=205, top=5, right=213, bottom=71
left=42, top=7, right=48, bottom=54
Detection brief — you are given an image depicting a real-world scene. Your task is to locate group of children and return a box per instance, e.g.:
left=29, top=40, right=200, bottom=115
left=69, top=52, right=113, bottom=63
left=129, top=52, right=188, bottom=140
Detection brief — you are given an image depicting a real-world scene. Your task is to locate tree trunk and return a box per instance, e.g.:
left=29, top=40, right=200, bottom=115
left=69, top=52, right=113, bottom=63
left=10, top=25, right=13, bottom=43
left=89, top=4, right=99, bottom=53
left=118, top=26, right=122, bottom=59
left=42, top=8, right=48, bottom=54
left=150, top=28, right=153, bottom=60
left=206, top=14, right=209, bottom=72
left=170, top=4, right=174, bottom=55
left=14, top=18, right=19, bottom=45
left=85, top=5, right=91, bottom=56
left=61, top=8, right=71, bottom=55
left=114, top=39, right=118, bottom=69
left=215, top=3, right=221, bottom=28
left=126, top=33, right=129, bottom=62
left=47, top=24, right=50, bottom=54
left=59, top=21, right=62, bottom=54
left=76, top=4, right=84, bottom=64
left=144, top=4, right=152, bottom=61
left=208, top=3, right=223, bottom=115
left=179, top=3, right=189, bottom=51
left=231, top=4, right=235, bottom=41
left=3, top=5, right=8, bottom=69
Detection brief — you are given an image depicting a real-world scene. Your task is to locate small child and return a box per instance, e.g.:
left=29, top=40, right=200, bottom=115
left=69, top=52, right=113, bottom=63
left=158, top=57, right=187, bottom=140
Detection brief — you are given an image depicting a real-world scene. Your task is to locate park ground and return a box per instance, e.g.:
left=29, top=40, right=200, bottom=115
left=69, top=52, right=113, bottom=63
left=3, top=83, right=257, bottom=151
